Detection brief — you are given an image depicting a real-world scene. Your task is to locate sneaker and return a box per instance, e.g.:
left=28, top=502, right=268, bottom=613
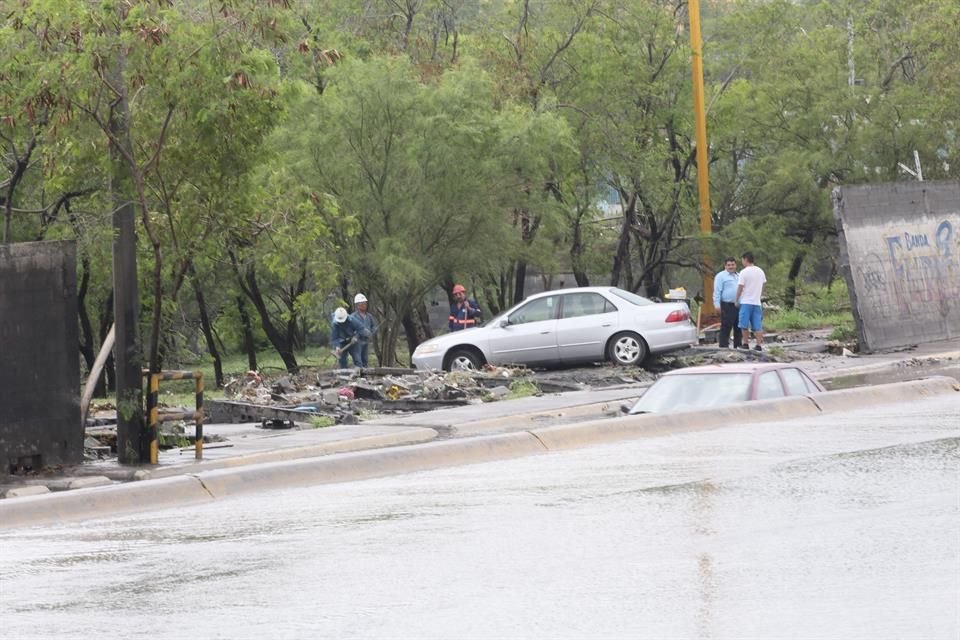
left=754, top=344, right=762, bottom=351
left=738, top=344, right=750, bottom=350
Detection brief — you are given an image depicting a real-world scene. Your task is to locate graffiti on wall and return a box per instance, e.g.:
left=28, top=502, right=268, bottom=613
left=853, top=218, right=959, bottom=324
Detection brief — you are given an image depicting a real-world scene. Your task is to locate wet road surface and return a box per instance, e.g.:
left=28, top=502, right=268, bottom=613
left=2, top=395, right=959, bottom=639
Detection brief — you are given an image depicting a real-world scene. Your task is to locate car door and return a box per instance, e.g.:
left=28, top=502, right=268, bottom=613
left=486, top=295, right=560, bottom=365
left=556, top=292, right=618, bottom=363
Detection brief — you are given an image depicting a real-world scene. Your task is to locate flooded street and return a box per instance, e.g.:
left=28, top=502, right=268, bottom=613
left=2, top=395, right=959, bottom=639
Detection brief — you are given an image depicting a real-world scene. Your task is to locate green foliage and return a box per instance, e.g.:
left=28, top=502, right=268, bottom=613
left=5, top=0, right=958, bottom=372
left=507, top=379, right=540, bottom=399
left=308, top=415, right=336, bottom=429
left=829, top=323, right=858, bottom=342
left=763, top=309, right=853, bottom=332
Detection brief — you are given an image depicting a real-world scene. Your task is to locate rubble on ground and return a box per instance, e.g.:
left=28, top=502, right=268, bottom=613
left=210, top=364, right=541, bottom=426
left=83, top=330, right=867, bottom=436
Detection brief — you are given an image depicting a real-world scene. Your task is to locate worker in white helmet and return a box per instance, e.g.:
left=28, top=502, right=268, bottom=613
left=330, top=306, right=360, bottom=368
left=348, top=293, right=376, bottom=368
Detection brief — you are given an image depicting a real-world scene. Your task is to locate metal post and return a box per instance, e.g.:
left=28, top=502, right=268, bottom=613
left=148, top=373, right=159, bottom=465
left=689, top=0, right=715, bottom=317
left=195, top=373, right=204, bottom=461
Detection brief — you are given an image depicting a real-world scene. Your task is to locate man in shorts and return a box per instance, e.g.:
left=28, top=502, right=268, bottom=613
left=735, top=251, right=766, bottom=351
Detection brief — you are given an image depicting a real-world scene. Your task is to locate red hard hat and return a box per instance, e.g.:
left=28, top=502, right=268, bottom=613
left=452, top=284, right=466, bottom=294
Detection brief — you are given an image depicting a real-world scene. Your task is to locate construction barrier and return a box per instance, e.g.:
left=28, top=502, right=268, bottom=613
left=144, top=370, right=205, bottom=463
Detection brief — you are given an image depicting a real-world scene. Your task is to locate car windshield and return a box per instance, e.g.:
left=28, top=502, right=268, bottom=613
left=609, top=288, right=654, bottom=306
left=629, top=373, right=753, bottom=414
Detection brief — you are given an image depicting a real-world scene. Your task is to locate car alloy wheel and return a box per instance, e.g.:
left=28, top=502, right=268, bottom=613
left=609, top=332, right=646, bottom=366
left=446, top=348, right=482, bottom=371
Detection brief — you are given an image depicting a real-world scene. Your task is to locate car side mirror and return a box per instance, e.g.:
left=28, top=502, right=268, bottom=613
left=499, top=318, right=510, bottom=328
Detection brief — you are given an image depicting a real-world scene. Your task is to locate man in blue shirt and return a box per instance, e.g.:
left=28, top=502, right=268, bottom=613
left=330, top=306, right=360, bottom=368
left=348, top=293, right=376, bottom=368
left=713, top=257, right=742, bottom=348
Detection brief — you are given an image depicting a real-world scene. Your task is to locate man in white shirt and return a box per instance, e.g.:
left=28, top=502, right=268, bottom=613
left=735, top=251, right=767, bottom=351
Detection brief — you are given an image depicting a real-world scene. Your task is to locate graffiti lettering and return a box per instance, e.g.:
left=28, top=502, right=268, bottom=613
left=904, top=232, right=929, bottom=250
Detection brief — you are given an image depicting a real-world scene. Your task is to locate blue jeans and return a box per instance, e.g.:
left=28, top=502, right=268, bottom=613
left=351, top=341, right=369, bottom=368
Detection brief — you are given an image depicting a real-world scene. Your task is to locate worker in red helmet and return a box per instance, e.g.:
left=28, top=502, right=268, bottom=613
left=448, top=284, right=482, bottom=331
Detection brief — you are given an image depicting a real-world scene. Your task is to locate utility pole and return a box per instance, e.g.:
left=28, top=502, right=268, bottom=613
left=107, top=51, right=147, bottom=465
left=689, top=0, right=715, bottom=318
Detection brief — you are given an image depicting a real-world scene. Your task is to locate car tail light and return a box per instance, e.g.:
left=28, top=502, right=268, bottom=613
left=664, top=309, right=689, bottom=323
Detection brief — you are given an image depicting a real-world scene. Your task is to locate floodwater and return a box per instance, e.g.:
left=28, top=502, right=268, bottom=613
left=2, top=396, right=959, bottom=639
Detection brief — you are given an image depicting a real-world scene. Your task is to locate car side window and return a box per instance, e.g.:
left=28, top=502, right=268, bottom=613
left=560, top=293, right=615, bottom=319
left=757, top=371, right=785, bottom=400
left=780, top=368, right=810, bottom=395
left=509, top=296, right=557, bottom=325
left=800, top=371, right=821, bottom=393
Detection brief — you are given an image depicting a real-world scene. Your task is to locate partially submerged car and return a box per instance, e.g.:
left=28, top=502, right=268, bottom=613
left=628, top=362, right=826, bottom=414
left=412, top=286, right=697, bottom=371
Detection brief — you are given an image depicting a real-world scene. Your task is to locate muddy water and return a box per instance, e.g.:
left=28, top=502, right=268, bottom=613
left=2, top=396, right=958, bottom=639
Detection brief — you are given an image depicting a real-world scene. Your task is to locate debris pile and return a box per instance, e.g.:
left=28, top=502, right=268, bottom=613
left=208, top=365, right=539, bottom=427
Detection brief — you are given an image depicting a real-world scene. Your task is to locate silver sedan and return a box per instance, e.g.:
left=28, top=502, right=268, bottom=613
left=412, top=286, right=697, bottom=371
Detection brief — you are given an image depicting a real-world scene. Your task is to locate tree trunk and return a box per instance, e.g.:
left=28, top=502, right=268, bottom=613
left=400, top=312, right=420, bottom=363
left=237, top=296, right=258, bottom=371
left=2, top=135, right=36, bottom=244
left=232, top=255, right=299, bottom=372
left=400, top=300, right=434, bottom=361
left=610, top=193, right=637, bottom=287
left=416, top=302, right=434, bottom=341
left=786, top=229, right=816, bottom=309
left=784, top=251, right=806, bottom=310
left=107, top=50, right=147, bottom=464
left=513, top=259, right=528, bottom=304
left=77, top=256, right=96, bottom=376
left=99, top=291, right=115, bottom=395
left=570, top=215, right=590, bottom=287
left=190, top=264, right=224, bottom=388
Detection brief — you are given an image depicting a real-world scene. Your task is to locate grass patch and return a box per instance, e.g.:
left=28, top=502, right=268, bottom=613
left=766, top=345, right=787, bottom=358
left=828, top=323, right=857, bottom=342
left=763, top=308, right=854, bottom=332
left=507, top=379, right=539, bottom=399
left=308, top=415, right=336, bottom=428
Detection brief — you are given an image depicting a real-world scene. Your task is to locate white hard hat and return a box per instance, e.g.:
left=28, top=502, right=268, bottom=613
left=333, top=307, right=348, bottom=322
left=354, top=293, right=367, bottom=304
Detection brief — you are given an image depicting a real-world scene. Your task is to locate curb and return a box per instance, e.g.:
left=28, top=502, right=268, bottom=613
left=0, top=476, right=213, bottom=530
left=813, top=351, right=960, bottom=380
left=530, top=395, right=821, bottom=450
left=196, top=431, right=546, bottom=499
left=2, top=377, right=958, bottom=530
left=808, top=376, right=960, bottom=413
left=442, top=397, right=639, bottom=437
left=138, top=427, right=439, bottom=481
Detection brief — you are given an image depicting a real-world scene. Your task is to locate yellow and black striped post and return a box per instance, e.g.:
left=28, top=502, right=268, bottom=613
left=142, top=369, right=206, bottom=463
left=194, top=373, right=204, bottom=461
left=148, top=373, right=160, bottom=465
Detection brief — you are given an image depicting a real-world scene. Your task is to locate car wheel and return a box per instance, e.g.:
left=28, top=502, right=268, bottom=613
left=607, top=332, right=647, bottom=366
left=445, top=348, right=483, bottom=372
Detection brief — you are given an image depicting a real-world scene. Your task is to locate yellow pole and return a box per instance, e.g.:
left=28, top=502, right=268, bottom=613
left=689, top=0, right=715, bottom=318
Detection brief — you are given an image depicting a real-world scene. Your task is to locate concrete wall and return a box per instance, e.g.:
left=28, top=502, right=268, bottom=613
left=833, top=181, right=960, bottom=352
left=0, top=241, right=81, bottom=472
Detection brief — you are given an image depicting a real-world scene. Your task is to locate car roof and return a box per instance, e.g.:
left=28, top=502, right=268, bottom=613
left=659, top=362, right=811, bottom=376
left=524, top=286, right=624, bottom=299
